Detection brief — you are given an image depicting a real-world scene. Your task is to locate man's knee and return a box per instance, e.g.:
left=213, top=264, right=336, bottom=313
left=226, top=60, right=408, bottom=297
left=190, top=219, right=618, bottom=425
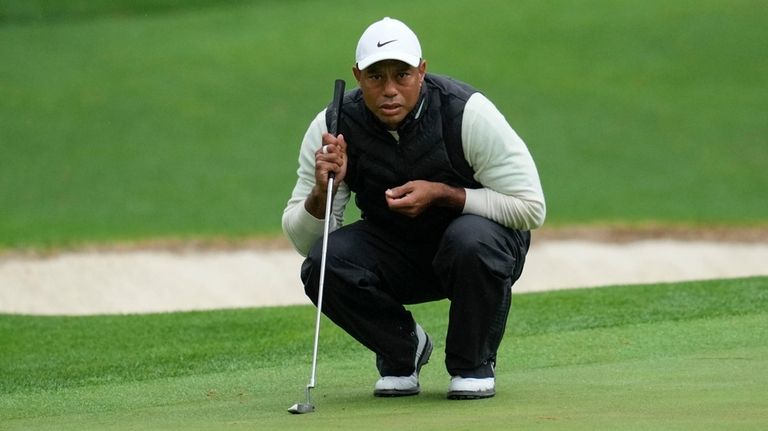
left=435, top=215, right=528, bottom=278
left=442, top=216, right=493, bottom=254
left=438, top=215, right=510, bottom=260
left=301, top=230, right=380, bottom=302
left=301, top=244, right=321, bottom=303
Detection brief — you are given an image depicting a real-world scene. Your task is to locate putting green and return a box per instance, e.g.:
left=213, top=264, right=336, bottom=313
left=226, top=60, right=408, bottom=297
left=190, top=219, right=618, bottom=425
left=2, top=307, right=765, bottom=430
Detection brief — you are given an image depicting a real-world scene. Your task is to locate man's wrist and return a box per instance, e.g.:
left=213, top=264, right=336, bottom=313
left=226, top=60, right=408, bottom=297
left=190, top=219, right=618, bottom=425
left=436, top=184, right=466, bottom=210
left=304, top=187, right=327, bottom=219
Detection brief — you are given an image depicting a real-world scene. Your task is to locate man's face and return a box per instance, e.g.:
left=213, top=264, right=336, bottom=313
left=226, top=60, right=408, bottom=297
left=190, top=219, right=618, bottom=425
left=353, top=59, right=426, bottom=130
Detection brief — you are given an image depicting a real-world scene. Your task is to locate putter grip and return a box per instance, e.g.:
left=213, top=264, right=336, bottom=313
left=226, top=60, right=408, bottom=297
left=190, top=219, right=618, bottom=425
left=328, top=79, right=345, bottom=136
left=326, top=79, right=345, bottom=180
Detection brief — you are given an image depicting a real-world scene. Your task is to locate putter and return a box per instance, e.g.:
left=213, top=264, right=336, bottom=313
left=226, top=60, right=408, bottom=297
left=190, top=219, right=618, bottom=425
left=288, top=78, right=345, bottom=415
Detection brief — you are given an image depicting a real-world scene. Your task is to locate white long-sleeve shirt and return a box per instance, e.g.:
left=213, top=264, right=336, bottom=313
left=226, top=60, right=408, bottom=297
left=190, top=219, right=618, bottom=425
left=282, top=92, right=546, bottom=256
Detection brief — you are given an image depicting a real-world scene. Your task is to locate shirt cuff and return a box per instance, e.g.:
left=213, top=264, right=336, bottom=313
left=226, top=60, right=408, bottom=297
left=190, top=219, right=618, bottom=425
left=462, top=188, right=486, bottom=216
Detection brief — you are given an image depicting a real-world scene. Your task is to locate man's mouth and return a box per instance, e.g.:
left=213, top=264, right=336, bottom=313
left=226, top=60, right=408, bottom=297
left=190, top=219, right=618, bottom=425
left=379, top=103, right=401, bottom=116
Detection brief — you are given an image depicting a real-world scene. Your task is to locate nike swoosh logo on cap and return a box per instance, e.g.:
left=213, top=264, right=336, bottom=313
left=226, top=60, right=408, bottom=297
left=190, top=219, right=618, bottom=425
left=377, top=39, right=397, bottom=47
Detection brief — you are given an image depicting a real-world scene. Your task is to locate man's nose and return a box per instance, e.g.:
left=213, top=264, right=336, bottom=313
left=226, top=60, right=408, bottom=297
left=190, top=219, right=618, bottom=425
left=382, top=77, right=398, bottom=97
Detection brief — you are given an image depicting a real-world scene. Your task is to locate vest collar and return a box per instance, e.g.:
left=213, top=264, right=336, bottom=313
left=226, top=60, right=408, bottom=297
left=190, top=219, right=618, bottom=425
left=395, top=82, right=429, bottom=134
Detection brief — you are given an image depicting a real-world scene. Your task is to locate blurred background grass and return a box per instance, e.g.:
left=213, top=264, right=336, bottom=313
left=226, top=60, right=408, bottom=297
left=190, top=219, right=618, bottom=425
left=1, top=0, right=766, bottom=249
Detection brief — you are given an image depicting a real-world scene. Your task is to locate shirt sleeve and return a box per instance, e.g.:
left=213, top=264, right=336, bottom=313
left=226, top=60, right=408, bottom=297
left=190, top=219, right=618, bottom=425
left=460, top=93, right=546, bottom=230
left=281, top=109, right=351, bottom=256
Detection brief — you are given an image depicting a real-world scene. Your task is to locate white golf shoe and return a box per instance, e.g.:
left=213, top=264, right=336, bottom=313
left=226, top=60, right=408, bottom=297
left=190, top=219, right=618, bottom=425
left=447, top=376, right=496, bottom=399
left=373, top=324, right=432, bottom=397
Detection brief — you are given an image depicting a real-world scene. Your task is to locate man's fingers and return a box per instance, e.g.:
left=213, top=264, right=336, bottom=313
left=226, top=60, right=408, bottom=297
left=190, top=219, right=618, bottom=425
left=386, top=182, right=414, bottom=199
left=319, top=133, right=347, bottom=157
left=322, top=132, right=345, bottom=147
left=316, top=133, right=347, bottom=187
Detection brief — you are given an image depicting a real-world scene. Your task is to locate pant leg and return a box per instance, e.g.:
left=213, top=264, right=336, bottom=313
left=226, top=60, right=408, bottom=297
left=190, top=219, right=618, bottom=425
left=301, top=220, right=444, bottom=376
left=432, top=215, right=530, bottom=377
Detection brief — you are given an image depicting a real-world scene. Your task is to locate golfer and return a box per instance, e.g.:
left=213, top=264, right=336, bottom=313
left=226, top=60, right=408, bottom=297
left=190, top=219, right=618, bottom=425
left=282, top=17, right=545, bottom=399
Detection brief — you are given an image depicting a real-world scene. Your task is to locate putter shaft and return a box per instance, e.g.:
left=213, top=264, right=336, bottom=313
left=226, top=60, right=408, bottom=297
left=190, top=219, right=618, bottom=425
left=290, top=79, right=344, bottom=415
left=307, top=174, right=334, bottom=397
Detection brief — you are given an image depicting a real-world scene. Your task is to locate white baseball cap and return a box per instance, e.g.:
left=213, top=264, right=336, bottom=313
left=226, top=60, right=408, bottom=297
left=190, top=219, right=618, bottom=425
left=355, top=17, right=422, bottom=70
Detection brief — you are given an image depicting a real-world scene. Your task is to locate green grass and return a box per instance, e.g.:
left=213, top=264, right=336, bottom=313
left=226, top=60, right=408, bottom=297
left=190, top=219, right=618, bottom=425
left=1, top=0, right=766, bottom=249
left=3, top=8, right=764, bottom=430
left=0, top=0, right=253, bottom=22
left=1, top=276, right=767, bottom=429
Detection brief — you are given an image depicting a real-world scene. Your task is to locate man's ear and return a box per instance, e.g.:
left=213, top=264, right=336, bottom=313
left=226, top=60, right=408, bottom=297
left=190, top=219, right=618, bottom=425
left=352, top=65, right=362, bottom=82
left=418, top=60, right=427, bottom=82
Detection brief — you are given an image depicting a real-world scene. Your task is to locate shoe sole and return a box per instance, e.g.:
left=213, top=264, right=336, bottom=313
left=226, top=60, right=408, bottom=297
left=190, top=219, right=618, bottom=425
left=373, top=387, right=421, bottom=397
left=373, top=334, right=433, bottom=397
left=446, top=389, right=496, bottom=400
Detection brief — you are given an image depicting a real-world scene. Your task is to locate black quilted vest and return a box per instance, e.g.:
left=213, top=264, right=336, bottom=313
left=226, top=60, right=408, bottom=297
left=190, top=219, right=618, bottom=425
left=326, top=74, right=482, bottom=240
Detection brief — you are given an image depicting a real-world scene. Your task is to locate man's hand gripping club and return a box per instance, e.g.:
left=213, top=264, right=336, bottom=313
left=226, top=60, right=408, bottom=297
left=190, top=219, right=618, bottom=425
left=304, top=133, right=348, bottom=219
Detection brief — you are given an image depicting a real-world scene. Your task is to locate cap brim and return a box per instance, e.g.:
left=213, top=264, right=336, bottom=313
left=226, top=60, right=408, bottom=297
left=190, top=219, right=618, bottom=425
left=357, top=52, right=421, bottom=70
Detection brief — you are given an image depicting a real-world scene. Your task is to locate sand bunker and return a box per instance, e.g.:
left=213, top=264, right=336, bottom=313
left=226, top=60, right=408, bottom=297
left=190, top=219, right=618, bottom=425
left=2, top=238, right=766, bottom=315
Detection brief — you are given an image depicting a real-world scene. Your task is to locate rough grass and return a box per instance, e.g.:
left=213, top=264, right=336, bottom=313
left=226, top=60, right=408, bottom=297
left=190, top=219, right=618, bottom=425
left=1, top=0, right=767, bottom=249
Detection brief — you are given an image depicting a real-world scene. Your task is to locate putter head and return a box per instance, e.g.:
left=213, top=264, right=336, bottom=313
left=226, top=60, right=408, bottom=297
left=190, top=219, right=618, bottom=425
left=287, top=403, right=315, bottom=414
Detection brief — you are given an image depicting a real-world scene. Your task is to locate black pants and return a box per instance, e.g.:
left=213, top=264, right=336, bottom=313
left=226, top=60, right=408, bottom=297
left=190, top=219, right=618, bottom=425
left=301, top=215, right=530, bottom=378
